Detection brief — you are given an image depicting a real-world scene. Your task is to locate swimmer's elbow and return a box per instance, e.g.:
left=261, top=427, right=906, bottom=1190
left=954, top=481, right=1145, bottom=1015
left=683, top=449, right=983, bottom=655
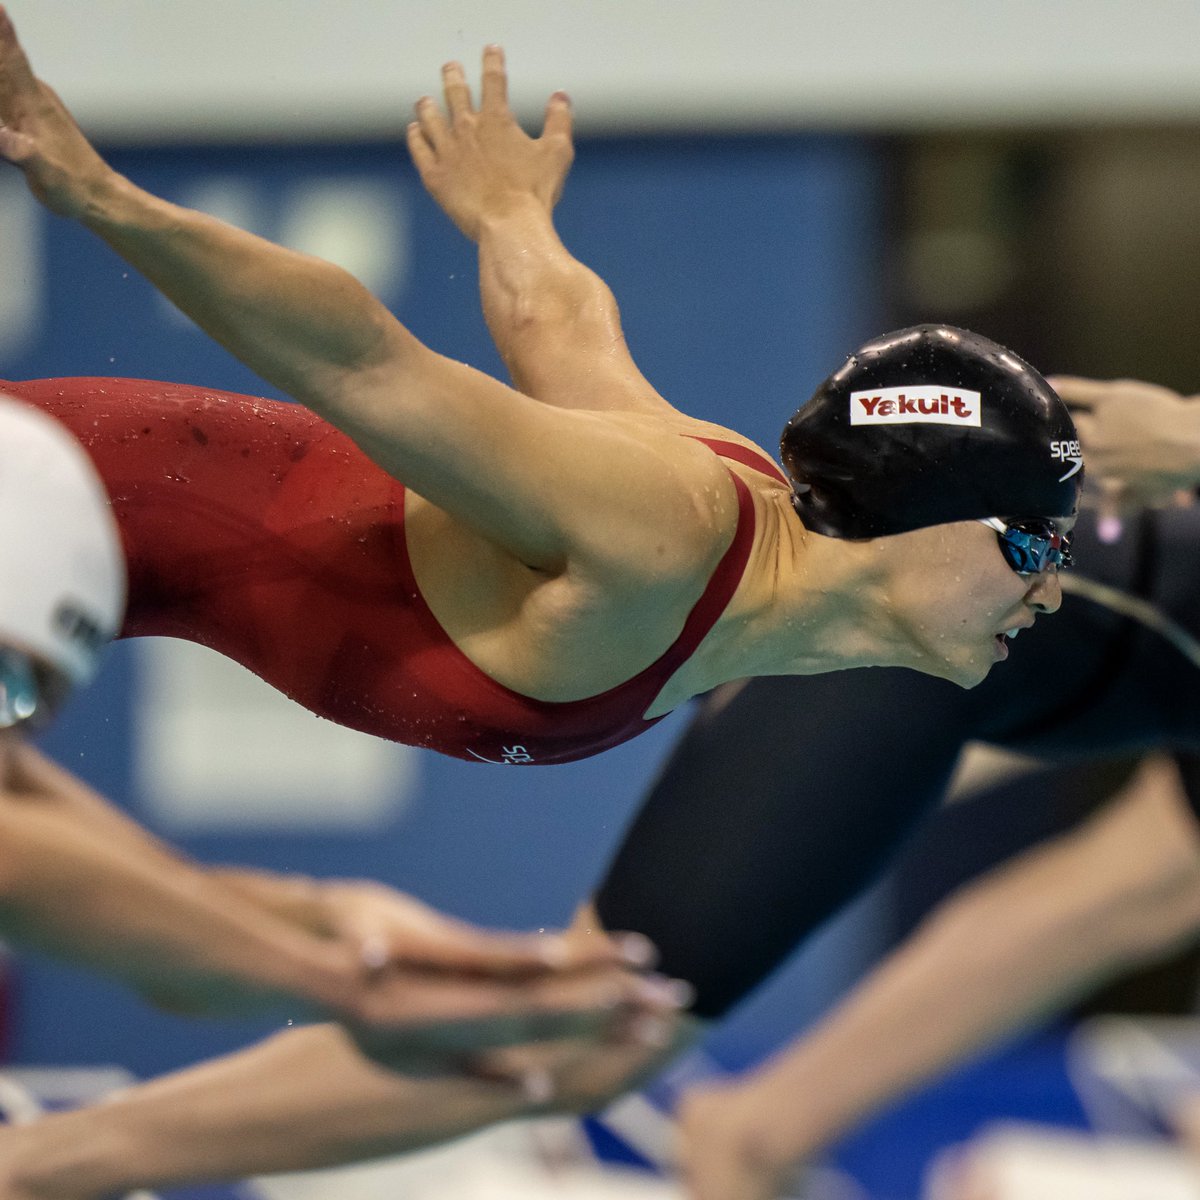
left=502, top=263, right=621, bottom=343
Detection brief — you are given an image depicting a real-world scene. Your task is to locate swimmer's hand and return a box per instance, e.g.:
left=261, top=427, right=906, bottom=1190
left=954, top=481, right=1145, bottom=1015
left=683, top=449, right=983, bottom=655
left=348, top=956, right=688, bottom=1086
left=312, top=878, right=653, bottom=981
left=1050, top=375, right=1200, bottom=515
left=0, top=6, right=118, bottom=219
left=307, top=881, right=687, bottom=1080
left=678, top=1079, right=805, bottom=1200
left=407, top=45, right=574, bottom=241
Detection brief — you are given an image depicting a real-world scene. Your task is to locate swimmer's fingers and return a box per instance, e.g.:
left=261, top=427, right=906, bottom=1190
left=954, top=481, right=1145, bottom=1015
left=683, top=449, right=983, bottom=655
left=1049, top=374, right=1185, bottom=412
left=350, top=966, right=690, bottom=1073
left=468, top=1012, right=688, bottom=1107
left=1078, top=397, right=1199, bottom=510
left=407, top=47, right=571, bottom=235
left=0, top=5, right=41, bottom=163
left=405, top=118, right=434, bottom=175
left=543, top=89, right=572, bottom=137
left=1048, top=374, right=1120, bottom=412
left=0, top=8, right=112, bottom=218
left=365, top=918, right=653, bottom=978
left=0, top=5, right=37, bottom=110
left=413, top=94, right=450, bottom=153
left=436, top=926, right=660, bottom=977
left=541, top=90, right=574, bottom=187
left=441, top=59, right=475, bottom=121
left=479, top=44, right=509, bottom=114
left=0, top=112, right=32, bottom=163
left=1047, top=374, right=1104, bottom=412
left=315, top=882, right=657, bottom=979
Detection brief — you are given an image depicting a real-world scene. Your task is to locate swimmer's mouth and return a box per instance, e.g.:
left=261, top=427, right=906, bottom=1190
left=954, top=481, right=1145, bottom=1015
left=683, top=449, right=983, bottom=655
left=994, top=622, right=1032, bottom=655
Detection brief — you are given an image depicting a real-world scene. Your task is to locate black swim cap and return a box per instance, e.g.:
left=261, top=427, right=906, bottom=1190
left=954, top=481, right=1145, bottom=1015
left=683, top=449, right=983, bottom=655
left=781, top=325, right=1082, bottom=539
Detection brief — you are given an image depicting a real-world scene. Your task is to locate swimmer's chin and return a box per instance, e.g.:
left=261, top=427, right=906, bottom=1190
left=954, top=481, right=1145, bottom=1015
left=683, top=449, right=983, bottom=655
left=907, top=656, right=995, bottom=690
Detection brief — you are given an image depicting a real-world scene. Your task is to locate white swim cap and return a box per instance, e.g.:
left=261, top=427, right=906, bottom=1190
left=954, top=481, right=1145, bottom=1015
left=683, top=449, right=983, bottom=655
left=0, top=394, right=126, bottom=691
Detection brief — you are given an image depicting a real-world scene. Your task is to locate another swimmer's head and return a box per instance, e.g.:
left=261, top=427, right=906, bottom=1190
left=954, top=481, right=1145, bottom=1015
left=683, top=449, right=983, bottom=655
left=781, top=324, right=1082, bottom=539
left=0, top=395, right=126, bottom=731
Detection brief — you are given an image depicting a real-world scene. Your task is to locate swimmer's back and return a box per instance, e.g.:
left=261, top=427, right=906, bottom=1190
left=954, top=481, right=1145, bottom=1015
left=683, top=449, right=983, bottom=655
left=6, top=377, right=786, bottom=763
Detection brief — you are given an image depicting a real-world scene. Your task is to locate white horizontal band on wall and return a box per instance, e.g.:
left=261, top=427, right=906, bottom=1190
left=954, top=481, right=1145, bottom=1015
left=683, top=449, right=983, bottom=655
left=19, top=0, right=1200, bottom=141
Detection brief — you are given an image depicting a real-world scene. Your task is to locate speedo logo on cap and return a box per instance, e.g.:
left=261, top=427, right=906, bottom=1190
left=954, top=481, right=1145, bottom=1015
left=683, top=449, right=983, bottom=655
left=1050, top=438, right=1083, bottom=481
left=849, top=386, right=982, bottom=427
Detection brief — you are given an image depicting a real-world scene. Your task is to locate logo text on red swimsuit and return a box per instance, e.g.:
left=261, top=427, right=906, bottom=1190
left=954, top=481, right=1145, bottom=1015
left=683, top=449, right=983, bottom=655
left=467, top=744, right=536, bottom=765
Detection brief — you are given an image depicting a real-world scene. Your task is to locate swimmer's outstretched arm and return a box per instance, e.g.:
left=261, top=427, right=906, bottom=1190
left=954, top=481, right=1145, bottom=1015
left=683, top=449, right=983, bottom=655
left=0, top=1025, right=520, bottom=1195
left=0, top=742, right=682, bottom=1072
left=0, top=1018, right=682, bottom=1195
left=675, top=756, right=1200, bottom=1200
left=0, top=740, right=366, bottom=1018
left=410, top=47, right=676, bottom=415
left=0, top=11, right=720, bottom=572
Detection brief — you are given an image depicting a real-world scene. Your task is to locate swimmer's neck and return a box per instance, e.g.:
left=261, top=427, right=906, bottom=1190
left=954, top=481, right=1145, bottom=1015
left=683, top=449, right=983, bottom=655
left=747, top=526, right=935, bottom=672
left=651, top=508, right=947, bottom=711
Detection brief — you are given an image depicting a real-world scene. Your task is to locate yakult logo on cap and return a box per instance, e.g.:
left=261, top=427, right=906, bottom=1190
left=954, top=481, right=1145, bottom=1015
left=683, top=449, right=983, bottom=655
left=849, top=386, right=982, bottom=427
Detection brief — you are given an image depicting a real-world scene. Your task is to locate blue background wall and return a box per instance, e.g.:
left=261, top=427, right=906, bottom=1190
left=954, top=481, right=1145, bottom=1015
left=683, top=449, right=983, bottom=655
left=3, top=133, right=884, bottom=1075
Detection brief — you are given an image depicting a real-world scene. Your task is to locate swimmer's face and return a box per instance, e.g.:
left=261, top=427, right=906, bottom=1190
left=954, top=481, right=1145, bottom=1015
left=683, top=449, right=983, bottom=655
left=898, top=518, right=1070, bottom=688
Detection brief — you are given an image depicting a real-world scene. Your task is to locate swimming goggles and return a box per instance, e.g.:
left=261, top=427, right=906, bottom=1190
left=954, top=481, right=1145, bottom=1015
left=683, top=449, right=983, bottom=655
left=0, top=648, right=40, bottom=729
left=978, top=517, right=1073, bottom=576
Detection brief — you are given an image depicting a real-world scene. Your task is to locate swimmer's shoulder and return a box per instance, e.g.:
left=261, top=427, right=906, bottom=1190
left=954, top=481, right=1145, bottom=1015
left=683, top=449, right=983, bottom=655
left=664, top=416, right=790, bottom=491
left=556, top=412, right=744, bottom=586
left=601, top=409, right=785, bottom=477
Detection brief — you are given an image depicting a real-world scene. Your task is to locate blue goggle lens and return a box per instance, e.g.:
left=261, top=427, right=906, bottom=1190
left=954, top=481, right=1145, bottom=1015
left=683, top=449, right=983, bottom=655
left=0, top=649, right=40, bottom=729
left=987, top=518, right=1073, bottom=575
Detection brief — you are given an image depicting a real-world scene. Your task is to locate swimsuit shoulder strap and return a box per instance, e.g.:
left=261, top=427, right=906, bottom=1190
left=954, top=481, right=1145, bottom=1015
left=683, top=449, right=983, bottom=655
left=686, top=436, right=790, bottom=486
left=650, top=437, right=781, bottom=676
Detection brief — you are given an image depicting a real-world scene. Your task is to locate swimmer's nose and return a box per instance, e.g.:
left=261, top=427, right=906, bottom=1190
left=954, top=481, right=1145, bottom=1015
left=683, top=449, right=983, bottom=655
left=1026, top=568, right=1062, bottom=614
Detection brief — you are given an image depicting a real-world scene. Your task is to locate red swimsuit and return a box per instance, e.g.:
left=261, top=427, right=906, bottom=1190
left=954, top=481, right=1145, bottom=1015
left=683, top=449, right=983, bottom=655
left=5, top=377, right=785, bottom=764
